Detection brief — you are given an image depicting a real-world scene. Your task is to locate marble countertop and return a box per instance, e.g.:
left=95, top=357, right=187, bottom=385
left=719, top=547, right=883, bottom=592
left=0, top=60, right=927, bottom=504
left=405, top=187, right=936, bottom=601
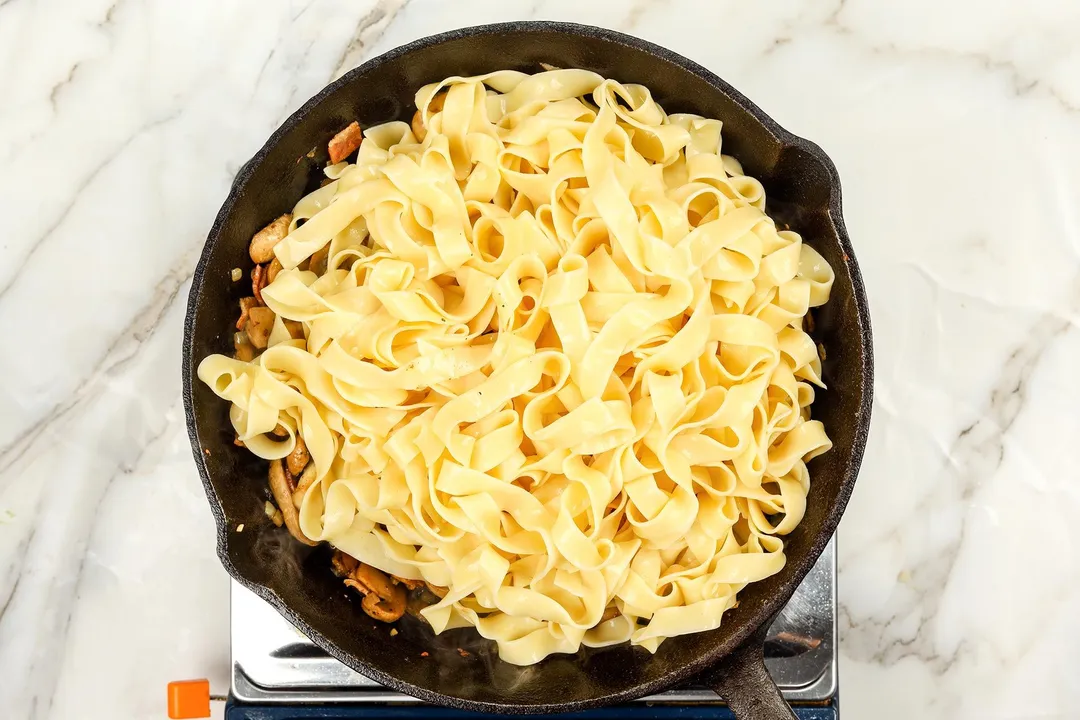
left=2, top=0, right=1078, bottom=718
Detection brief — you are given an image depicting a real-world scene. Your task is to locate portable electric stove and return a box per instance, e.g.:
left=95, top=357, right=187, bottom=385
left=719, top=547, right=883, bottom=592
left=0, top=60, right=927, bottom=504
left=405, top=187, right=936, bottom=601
left=224, top=539, right=838, bottom=719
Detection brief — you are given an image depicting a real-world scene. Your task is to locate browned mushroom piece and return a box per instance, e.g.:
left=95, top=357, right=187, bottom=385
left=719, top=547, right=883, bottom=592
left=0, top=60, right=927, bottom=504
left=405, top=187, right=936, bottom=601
left=236, top=297, right=259, bottom=331
left=284, top=319, right=305, bottom=340
left=249, top=214, right=293, bottom=264
left=245, top=306, right=275, bottom=349
left=424, top=581, right=448, bottom=599
left=599, top=606, right=620, bottom=624
left=349, top=563, right=394, bottom=597
left=266, top=257, right=283, bottom=284
left=308, top=245, right=330, bottom=276
left=268, top=459, right=316, bottom=546
left=328, top=121, right=363, bottom=164
left=331, top=550, right=359, bottom=578
left=362, top=589, right=407, bottom=623
left=234, top=342, right=256, bottom=362
left=343, top=578, right=366, bottom=593
left=344, top=563, right=407, bottom=623
left=292, top=463, right=317, bottom=509
left=392, top=575, right=424, bottom=591
left=271, top=423, right=289, bottom=437
left=410, top=92, right=446, bottom=142
left=410, top=111, right=425, bottom=142
left=286, top=435, right=310, bottom=476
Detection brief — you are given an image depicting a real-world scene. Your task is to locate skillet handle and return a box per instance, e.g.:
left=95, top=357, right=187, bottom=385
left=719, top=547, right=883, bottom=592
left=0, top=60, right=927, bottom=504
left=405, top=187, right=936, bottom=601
left=707, top=639, right=796, bottom=720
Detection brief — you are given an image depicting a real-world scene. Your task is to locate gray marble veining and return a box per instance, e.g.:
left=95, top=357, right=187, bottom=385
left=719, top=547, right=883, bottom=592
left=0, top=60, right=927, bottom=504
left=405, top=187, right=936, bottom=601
left=1, top=1, right=1079, bottom=718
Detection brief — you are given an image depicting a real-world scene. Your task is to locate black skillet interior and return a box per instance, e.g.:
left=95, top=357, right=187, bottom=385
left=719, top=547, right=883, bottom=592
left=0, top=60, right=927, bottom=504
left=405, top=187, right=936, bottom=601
left=182, top=22, right=873, bottom=715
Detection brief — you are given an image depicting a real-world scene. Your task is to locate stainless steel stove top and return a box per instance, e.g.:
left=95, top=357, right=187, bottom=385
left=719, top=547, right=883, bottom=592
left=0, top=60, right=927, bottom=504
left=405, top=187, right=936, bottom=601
left=231, top=539, right=836, bottom=705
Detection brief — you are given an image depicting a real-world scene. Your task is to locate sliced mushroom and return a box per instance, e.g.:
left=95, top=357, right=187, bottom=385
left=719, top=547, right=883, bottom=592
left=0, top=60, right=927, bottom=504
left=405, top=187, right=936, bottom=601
left=234, top=342, right=256, bottom=362
left=331, top=550, right=359, bottom=578
left=308, top=245, right=330, bottom=276
left=266, top=257, right=283, bottom=284
left=268, top=459, right=316, bottom=546
left=236, top=297, right=259, bottom=331
left=328, top=121, right=363, bottom=164
left=286, top=435, right=310, bottom=476
left=271, top=423, right=289, bottom=437
left=410, top=92, right=445, bottom=143
left=348, top=563, right=392, bottom=597
left=410, top=111, right=425, bottom=142
left=599, top=606, right=620, bottom=624
left=245, top=306, right=275, bottom=349
left=392, top=575, right=424, bottom=591
left=343, top=563, right=407, bottom=622
left=292, top=462, right=317, bottom=509
left=249, top=214, right=293, bottom=264
left=362, top=590, right=406, bottom=623
left=284, top=319, right=305, bottom=340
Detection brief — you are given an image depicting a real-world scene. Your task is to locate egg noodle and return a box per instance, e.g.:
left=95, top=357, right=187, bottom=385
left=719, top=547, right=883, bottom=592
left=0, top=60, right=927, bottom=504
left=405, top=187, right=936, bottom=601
left=198, top=70, right=834, bottom=665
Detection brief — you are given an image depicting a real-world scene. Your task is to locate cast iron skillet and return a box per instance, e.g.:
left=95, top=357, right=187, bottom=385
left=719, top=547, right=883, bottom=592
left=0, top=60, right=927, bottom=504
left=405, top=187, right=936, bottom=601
left=182, top=21, right=873, bottom=719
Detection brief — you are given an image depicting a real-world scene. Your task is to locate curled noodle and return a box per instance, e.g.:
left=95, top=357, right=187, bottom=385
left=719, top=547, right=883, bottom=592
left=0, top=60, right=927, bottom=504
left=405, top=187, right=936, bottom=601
left=199, top=70, right=834, bottom=665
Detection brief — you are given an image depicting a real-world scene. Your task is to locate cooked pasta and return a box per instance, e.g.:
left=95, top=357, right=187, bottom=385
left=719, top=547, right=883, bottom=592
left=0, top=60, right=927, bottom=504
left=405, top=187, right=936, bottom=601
left=198, top=69, right=834, bottom=665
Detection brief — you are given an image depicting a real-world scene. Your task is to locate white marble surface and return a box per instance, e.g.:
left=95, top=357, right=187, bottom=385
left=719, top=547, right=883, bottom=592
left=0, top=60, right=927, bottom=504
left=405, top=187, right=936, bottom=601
left=1, top=0, right=1079, bottom=718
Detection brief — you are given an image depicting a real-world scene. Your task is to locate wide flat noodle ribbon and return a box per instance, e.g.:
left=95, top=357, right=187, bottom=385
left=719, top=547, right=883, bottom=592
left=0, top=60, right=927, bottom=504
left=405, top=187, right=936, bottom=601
left=198, top=69, right=834, bottom=665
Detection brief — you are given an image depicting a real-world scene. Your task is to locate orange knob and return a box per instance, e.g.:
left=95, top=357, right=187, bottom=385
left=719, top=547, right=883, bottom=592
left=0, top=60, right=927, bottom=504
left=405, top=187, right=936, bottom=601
left=167, top=679, right=211, bottom=719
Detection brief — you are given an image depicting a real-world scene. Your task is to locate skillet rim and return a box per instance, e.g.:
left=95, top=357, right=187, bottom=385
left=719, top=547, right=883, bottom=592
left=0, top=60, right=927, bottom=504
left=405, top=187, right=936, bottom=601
left=181, top=19, right=874, bottom=714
